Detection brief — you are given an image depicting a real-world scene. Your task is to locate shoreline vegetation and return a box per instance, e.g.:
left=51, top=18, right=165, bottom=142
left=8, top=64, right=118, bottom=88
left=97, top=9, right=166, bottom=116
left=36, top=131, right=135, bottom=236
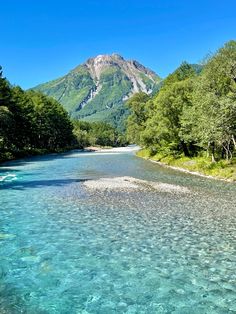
left=126, top=41, right=236, bottom=183
left=137, top=149, right=236, bottom=182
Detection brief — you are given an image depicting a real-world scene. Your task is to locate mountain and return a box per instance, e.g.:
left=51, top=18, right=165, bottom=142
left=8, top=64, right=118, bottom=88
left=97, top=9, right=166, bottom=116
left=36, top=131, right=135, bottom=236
left=32, top=54, right=161, bottom=127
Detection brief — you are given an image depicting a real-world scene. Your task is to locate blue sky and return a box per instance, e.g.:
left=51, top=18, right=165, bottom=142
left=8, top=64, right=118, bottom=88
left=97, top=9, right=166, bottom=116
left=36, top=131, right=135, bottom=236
left=1, top=0, right=236, bottom=88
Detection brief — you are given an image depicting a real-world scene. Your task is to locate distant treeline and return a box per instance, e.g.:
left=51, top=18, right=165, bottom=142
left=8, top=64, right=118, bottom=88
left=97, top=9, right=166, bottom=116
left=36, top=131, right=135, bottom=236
left=73, top=120, right=127, bottom=148
left=126, top=41, right=236, bottom=161
left=0, top=69, right=126, bottom=162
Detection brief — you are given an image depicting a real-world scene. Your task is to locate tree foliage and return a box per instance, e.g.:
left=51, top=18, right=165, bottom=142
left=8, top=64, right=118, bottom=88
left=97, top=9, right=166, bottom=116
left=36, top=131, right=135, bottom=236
left=73, top=120, right=127, bottom=148
left=0, top=68, right=75, bottom=161
left=126, top=41, right=236, bottom=161
left=126, top=92, right=151, bottom=144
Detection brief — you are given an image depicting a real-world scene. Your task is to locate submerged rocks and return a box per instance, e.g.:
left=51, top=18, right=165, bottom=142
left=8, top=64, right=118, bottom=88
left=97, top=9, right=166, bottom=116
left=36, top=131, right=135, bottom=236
left=0, top=233, right=16, bottom=240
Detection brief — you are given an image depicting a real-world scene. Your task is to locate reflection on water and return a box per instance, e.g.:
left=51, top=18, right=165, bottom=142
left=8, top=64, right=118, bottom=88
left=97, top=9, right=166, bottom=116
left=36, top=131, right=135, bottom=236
left=0, top=150, right=236, bottom=313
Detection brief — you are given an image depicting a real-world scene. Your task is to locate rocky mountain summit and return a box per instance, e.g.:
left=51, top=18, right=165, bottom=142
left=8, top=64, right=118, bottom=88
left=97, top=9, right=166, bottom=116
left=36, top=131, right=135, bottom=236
left=33, top=54, right=161, bottom=125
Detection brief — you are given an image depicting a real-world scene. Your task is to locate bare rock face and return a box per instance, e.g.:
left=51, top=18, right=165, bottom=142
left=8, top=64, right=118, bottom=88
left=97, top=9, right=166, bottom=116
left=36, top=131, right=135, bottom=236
left=84, top=54, right=157, bottom=93
left=32, top=54, right=161, bottom=126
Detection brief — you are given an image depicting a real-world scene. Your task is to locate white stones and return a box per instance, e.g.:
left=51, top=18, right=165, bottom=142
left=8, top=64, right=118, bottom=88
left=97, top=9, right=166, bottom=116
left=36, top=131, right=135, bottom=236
left=149, top=182, right=190, bottom=193
left=99, top=146, right=140, bottom=153
left=83, top=176, right=190, bottom=194
left=83, top=177, right=140, bottom=190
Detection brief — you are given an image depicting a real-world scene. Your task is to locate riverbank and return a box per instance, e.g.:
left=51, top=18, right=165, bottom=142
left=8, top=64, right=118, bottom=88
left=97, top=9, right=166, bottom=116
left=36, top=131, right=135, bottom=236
left=0, top=145, right=138, bottom=165
left=0, top=146, right=82, bottom=164
left=137, top=149, right=236, bottom=182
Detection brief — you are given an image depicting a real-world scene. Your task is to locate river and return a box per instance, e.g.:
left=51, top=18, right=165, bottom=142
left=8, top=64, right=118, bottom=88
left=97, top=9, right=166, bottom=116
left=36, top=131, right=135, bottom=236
left=0, top=148, right=235, bottom=313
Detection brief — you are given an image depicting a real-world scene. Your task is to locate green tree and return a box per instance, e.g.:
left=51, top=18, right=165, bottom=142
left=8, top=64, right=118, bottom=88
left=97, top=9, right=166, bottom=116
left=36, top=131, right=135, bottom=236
left=27, top=91, right=74, bottom=150
left=0, top=66, right=76, bottom=161
left=126, top=92, right=150, bottom=144
left=182, top=41, right=236, bottom=160
left=73, top=120, right=127, bottom=147
left=0, top=67, right=15, bottom=156
left=141, top=63, right=196, bottom=156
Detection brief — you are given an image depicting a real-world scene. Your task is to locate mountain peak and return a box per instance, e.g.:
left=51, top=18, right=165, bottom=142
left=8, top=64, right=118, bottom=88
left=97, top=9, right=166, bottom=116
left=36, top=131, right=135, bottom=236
left=83, top=53, right=158, bottom=83
left=85, top=53, right=123, bottom=65
left=88, top=53, right=123, bottom=60
left=33, top=54, right=161, bottom=126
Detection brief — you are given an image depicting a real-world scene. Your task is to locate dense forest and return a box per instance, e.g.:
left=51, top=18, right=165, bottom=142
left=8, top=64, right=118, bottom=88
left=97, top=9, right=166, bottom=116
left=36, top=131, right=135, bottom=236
left=0, top=69, right=125, bottom=162
left=73, top=120, right=127, bottom=148
left=0, top=71, right=73, bottom=162
left=126, top=41, right=236, bottom=179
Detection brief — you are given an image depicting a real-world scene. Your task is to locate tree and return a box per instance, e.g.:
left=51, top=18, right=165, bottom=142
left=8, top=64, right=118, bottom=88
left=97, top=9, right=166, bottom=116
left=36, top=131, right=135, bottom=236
left=0, top=67, right=15, bottom=155
left=126, top=92, right=150, bottom=144
left=182, top=41, right=236, bottom=160
left=27, top=91, right=74, bottom=150
left=140, top=63, right=196, bottom=156
left=0, top=66, right=76, bottom=161
left=125, top=44, right=236, bottom=161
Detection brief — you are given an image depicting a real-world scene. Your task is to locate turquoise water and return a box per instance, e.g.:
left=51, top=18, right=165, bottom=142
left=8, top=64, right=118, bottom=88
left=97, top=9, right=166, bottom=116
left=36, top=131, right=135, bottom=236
left=0, top=150, right=236, bottom=314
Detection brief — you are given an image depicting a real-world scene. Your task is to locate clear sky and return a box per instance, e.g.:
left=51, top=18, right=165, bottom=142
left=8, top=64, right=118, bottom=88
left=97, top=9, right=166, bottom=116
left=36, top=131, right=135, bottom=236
left=1, top=0, right=236, bottom=89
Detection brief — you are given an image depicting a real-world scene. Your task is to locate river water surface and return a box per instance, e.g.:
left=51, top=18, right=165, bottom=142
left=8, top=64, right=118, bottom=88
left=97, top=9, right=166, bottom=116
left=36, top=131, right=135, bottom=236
left=0, top=149, right=235, bottom=313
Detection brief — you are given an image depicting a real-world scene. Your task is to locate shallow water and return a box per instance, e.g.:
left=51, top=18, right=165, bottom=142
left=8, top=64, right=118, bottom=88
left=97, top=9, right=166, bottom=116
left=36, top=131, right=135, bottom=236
left=0, top=150, right=235, bottom=313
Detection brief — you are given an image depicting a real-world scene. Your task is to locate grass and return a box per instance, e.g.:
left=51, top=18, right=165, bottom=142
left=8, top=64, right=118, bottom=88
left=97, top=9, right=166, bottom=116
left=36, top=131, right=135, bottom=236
left=137, top=149, right=236, bottom=181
